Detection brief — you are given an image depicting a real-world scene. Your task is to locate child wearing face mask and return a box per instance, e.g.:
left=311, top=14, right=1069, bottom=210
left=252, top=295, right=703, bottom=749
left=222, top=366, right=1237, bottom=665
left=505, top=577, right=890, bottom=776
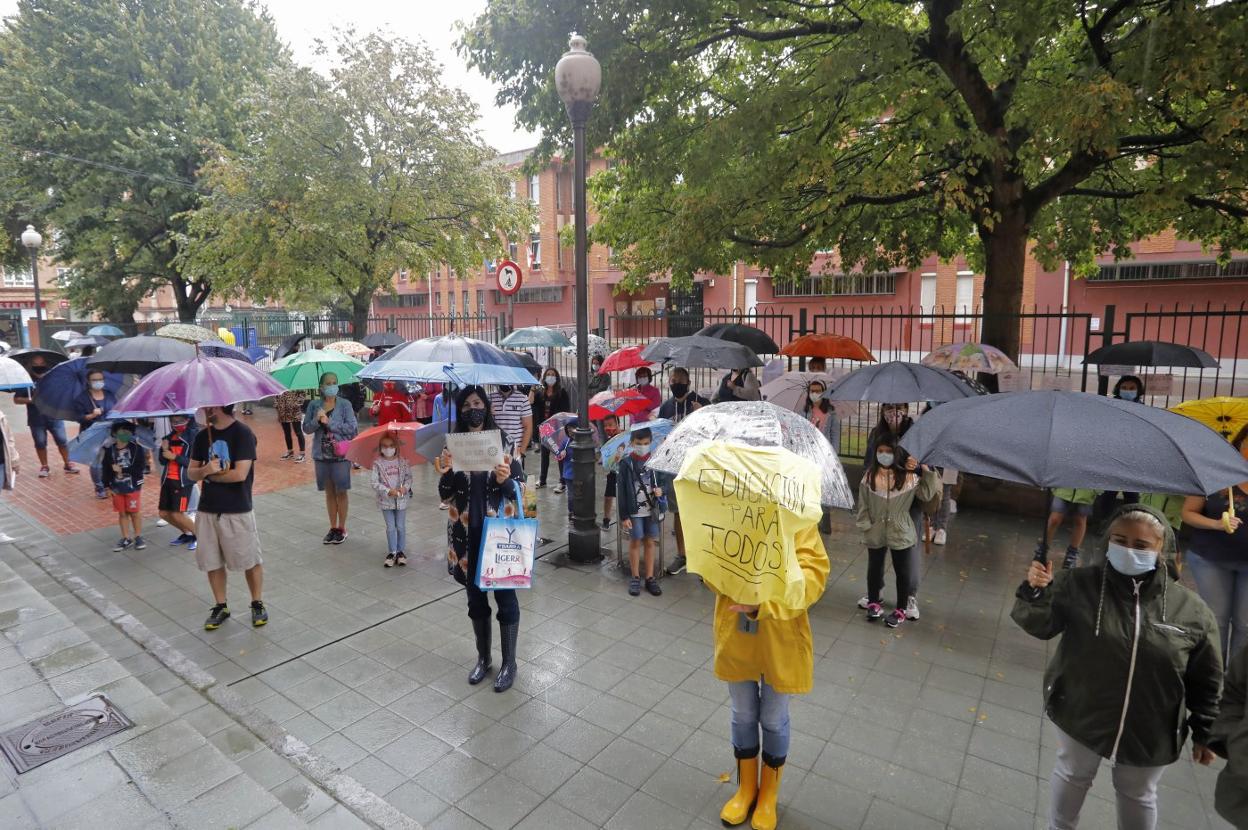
left=855, top=434, right=940, bottom=628
left=535, top=368, right=570, bottom=489
left=102, top=421, right=149, bottom=552
left=617, top=428, right=664, bottom=597
left=633, top=367, right=662, bottom=419
left=158, top=413, right=199, bottom=550
left=371, top=433, right=412, bottom=568
left=554, top=420, right=577, bottom=511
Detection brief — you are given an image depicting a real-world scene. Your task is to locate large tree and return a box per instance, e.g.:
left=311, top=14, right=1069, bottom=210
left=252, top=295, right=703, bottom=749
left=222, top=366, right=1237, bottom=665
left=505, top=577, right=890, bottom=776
left=0, top=0, right=287, bottom=322
left=182, top=31, right=531, bottom=338
left=463, top=0, right=1248, bottom=356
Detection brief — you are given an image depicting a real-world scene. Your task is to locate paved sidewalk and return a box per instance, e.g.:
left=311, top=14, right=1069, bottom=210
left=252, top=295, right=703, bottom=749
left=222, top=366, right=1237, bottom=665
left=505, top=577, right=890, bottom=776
left=1, top=449, right=1233, bottom=830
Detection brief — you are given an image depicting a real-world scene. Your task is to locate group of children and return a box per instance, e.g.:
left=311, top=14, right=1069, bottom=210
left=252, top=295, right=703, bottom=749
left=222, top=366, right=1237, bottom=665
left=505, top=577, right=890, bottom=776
left=99, top=414, right=200, bottom=553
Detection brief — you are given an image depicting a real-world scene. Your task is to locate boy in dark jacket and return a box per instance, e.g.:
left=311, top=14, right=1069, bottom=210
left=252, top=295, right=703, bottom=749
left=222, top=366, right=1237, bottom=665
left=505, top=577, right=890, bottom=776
left=101, top=421, right=148, bottom=552
left=617, top=428, right=663, bottom=598
left=157, top=413, right=199, bottom=550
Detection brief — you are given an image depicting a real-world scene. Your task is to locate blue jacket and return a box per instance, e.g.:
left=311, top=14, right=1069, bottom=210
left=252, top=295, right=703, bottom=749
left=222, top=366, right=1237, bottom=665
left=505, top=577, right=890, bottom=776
left=74, top=389, right=116, bottom=433
left=556, top=437, right=574, bottom=481
left=302, top=397, right=359, bottom=461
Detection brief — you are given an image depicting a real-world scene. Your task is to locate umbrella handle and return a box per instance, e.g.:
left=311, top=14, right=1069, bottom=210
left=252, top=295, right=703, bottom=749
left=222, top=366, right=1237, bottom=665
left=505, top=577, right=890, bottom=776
left=1223, top=487, right=1236, bottom=533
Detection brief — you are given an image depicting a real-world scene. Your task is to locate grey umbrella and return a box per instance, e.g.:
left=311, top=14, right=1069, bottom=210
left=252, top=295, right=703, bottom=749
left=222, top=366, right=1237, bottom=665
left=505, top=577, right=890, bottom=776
left=642, top=335, right=763, bottom=370
left=827, top=360, right=979, bottom=403
left=900, top=390, right=1248, bottom=561
left=500, top=326, right=574, bottom=349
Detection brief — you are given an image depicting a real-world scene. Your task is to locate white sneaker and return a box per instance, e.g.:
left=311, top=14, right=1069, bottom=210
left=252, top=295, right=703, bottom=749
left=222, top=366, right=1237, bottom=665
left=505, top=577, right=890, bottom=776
left=948, top=499, right=957, bottom=514
left=905, top=597, right=921, bottom=620
left=933, top=528, right=947, bottom=545
left=155, top=518, right=168, bottom=528
left=857, top=595, right=871, bottom=609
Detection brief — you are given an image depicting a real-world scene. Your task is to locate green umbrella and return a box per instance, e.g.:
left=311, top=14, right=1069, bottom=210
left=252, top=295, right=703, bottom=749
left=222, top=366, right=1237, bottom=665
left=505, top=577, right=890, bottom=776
left=500, top=326, right=574, bottom=348
left=270, top=348, right=364, bottom=391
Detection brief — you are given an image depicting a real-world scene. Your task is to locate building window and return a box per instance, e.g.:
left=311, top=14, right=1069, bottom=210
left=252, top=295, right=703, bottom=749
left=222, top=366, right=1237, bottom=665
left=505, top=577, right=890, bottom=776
left=770, top=272, right=897, bottom=297
left=508, top=241, right=518, bottom=261
left=376, top=293, right=429, bottom=308
left=955, top=272, right=975, bottom=323
left=398, top=269, right=408, bottom=282
left=529, top=233, right=541, bottom=270
left=476, top=289, right=485, bottom=311
left=462, top=289, right=470, bottom=312
left=1091, top=258, right=1248, bottom=282
left=435, top=291, right=441, bottom=307
left=528, top=173, right=540, bottom=205
left=2, top=266, right=34, bottom=288
left=508, top=180, right=517, bottom=200
left=919, top=273, right=936, bottom=315
left=448, top=292, right=455, bottom=314
left=492, top=286, right=564, bottom=304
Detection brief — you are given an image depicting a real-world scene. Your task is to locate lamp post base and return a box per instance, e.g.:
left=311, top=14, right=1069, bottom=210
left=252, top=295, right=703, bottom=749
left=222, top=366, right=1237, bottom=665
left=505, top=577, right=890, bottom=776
left=568, top=427, right=603, bottom=563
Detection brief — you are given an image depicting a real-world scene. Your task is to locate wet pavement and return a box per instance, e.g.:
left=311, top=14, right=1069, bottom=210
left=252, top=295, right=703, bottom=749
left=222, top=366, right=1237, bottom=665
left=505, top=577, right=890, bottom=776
left=0, top=401, right=1233, bottom=829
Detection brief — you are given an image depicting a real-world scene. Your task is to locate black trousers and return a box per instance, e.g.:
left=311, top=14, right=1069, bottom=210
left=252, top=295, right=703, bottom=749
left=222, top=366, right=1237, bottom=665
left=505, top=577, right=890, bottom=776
left=539, top=446, right=552, bottom=485
left=280, top=421, right=305, bottom=451
left=867, top=546, right=914, bottom=607
left=464, top=524, right=519, bottom=624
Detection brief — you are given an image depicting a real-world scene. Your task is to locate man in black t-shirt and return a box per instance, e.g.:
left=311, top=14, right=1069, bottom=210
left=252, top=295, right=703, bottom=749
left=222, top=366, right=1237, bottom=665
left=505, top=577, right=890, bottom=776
left=188, top=404, right=267, bottom=631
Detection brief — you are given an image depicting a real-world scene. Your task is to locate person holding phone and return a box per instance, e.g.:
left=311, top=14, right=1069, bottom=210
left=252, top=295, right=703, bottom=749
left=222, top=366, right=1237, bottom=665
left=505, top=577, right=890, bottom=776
left=188, top=404, right=265, bottom=631
left=439, top=385, right=524, bottom=692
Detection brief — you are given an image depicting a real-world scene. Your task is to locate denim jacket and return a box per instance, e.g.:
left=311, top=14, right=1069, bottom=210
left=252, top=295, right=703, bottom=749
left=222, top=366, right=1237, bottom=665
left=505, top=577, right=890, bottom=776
left=302, top=397, right=359, bottom=461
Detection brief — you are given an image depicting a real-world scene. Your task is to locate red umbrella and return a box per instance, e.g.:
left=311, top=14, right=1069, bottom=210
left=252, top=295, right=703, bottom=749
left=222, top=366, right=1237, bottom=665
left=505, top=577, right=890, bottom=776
left=588, top=389, right=652, bottom=420
left=346, top=421, right=444, bottom=466
left=598, top=344, right=653, bottom=374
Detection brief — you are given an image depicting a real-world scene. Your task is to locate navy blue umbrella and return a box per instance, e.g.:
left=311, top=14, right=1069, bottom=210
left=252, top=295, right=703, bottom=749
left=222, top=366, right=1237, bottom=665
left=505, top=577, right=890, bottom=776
left=244, top=345, right=271, bottom=363
left=358, top=333, right=537, bottom=387
left=33, top=357, right=127, bottom=420
left=198, top=341, right=253, bottom=362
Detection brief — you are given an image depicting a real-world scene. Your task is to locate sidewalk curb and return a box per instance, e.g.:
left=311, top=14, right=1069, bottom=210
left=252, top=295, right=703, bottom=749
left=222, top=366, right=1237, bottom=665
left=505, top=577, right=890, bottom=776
left=0, top=507, right=420, bottom=830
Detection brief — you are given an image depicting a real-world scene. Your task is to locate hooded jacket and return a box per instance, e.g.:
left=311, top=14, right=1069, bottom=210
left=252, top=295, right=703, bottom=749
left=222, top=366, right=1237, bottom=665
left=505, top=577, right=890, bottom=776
left=1211, top=647, right=1248, bottom=829
left=1012, top=503, right=1223, bottom=767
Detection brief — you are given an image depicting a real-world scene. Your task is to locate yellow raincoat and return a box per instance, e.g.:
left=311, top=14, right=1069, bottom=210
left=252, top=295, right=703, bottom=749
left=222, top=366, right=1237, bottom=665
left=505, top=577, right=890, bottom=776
left=711, top=524, right=830, bottom=694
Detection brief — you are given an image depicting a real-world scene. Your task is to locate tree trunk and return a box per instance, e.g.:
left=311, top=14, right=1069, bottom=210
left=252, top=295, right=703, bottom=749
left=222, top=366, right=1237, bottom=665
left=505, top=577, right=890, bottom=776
left=977, top=215, right=1029, bottom=360
left=172, top=275, right=210, bottom=323
left=350, top=291, right=372, bottom=340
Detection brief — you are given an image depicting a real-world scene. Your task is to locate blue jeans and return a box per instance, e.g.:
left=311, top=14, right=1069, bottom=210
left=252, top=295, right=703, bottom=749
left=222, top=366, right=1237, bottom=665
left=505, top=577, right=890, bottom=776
left=628, top=515, right=660, bottom=540
left=728, top=679, right=790, bottom=763
left=1186, top=550, right=1248, bottom=664
left=90, top=462, right=103, bottom=492
left=382, top=508, right=407, bottom=553
left=29, top=418, right=68, bottom=451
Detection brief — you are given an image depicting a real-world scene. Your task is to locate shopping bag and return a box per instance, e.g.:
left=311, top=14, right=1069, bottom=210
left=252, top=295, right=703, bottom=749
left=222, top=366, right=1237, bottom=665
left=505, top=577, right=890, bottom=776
left=476, top=482, right=538, bottom=590
left=673, top=442, right=822, bottom=610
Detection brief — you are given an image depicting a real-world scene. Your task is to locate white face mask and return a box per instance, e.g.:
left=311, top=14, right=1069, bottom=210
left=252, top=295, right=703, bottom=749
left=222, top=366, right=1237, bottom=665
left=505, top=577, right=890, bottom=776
left=381, top=447, right=397, bottom=458
left=876, top=451, right=895, bottom=467
left=636, top=376, right=650, bottom=387
left=544, top=376, right=556, bottom=386
left=89, top=380, right=106, bottom=391
left=1106, top=542, right=1158, bottom=576
left=808, top=391, right=823, bottom=403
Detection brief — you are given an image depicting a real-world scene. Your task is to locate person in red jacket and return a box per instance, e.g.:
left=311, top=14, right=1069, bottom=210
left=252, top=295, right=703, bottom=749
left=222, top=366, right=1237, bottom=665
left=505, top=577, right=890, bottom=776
left=370, top=382, right=414, bottom=426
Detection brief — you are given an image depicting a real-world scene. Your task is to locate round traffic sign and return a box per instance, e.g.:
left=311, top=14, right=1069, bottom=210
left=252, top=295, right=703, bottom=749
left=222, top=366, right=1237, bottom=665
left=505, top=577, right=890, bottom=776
left=496, top=260, right=523, bottom=296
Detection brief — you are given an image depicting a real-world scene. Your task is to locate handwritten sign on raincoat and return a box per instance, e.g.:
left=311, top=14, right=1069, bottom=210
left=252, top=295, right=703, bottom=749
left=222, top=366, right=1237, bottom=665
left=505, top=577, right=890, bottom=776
left=674, top=442, right=822, bottom=609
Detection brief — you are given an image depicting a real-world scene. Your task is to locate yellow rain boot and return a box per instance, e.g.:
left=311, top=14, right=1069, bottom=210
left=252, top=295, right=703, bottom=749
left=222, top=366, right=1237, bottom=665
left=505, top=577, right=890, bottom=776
left=720, top=754, right=759, bottom=826
left=750, top=761, right=784, bottom=830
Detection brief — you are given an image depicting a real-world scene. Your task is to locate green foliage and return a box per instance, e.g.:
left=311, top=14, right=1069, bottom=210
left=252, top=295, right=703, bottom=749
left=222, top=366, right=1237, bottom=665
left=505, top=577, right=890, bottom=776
left=463, top=0, right=1248, bottom=353
left=0, top=0, right=287, bottom=322
left=183, top=31, right=532, bottom=337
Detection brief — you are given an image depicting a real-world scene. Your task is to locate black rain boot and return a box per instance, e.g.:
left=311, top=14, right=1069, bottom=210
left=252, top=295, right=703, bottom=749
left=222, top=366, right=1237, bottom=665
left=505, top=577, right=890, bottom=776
left=493, top=621, right=518, bottom=693
left=468, top=617, right=492, bottom=685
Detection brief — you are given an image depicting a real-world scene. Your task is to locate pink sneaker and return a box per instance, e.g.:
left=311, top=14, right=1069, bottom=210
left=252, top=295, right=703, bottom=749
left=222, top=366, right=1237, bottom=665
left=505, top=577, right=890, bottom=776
left=885, top=609, right=906, bottom=629
left=865, top=602, right=885, bottom=622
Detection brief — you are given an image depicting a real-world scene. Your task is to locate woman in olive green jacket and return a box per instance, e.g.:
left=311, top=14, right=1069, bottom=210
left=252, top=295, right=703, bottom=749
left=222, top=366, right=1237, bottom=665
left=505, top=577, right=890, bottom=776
left=1013, top=503, right=1222, bottom=830
left=1212, top=646, right=1248, bottom=829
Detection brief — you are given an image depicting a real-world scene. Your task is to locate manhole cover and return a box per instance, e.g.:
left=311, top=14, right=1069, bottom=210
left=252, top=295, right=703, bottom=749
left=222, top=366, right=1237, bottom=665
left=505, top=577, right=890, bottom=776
left=0, top=694, right=132, bottom=774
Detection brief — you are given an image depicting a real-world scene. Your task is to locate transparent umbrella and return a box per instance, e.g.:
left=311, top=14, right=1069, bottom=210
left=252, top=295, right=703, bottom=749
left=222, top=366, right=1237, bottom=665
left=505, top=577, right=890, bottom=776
left=647, top=401, right=853, bottom=507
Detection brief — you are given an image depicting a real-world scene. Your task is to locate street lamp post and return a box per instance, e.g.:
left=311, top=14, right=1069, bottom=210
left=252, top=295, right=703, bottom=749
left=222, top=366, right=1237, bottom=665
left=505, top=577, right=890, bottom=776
left=556, top=34, right=604, bottom=563
left=20, top=225, right=44, bottom=342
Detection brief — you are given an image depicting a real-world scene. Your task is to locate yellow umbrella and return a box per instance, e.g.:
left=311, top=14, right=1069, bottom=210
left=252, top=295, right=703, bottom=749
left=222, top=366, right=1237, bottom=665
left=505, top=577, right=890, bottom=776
left=215, top=327, right=236, bottom=345
left=1170, top=396, right=1248, bottom=440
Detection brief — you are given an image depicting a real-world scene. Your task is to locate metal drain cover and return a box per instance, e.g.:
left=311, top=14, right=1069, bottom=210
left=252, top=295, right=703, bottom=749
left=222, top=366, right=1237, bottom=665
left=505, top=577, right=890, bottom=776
left=0, top=694, right=132, bottom=774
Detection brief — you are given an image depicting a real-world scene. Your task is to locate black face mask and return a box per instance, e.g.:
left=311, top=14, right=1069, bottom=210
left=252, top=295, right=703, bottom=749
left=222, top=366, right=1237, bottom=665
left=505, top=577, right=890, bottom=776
left=31, top=366, right=46, bottom=376
left=465, top=408, right=487, bottom=428
left=669, top=383, right=689, bottom=398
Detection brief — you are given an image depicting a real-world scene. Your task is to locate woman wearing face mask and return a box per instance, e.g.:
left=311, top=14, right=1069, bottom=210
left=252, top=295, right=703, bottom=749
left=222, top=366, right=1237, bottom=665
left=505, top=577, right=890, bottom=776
left=632, top=366, right=663, bottom=418
left=534, top=367, right=570, bottom=490
left=1094, top=376, right=1148, bottom=518
left=713, top=368, right=762, bottom=403
left=855, top=434, right=940, bottom=628
left=861, top=403, right=925, bottom=619
left=1180, top=424, right=1248, bottom=665
left=303, top=372, right=358, bottom=544
left=439, top=386, right=525, bottom=692
left=804, top=380, right=840, bottom=535
left=586, top=355, right=610, bottom=398
left=76, top=368, right=117, bottom=499
left=1014, top=504, right=1223, bottom=830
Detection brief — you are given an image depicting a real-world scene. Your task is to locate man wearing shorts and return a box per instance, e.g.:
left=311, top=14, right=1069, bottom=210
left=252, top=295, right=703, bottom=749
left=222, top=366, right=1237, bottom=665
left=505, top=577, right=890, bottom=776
left=1039, top=487, right=1099, bottom=570
left=189, top=404, right=267, bottom=630
left=11, top=355, right=78, bottom=478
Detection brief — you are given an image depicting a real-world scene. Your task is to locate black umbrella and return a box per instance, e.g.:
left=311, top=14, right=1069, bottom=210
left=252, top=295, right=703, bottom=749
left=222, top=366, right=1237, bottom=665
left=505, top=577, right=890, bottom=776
left=508, top=351, right=543, bottom=375
left=642, top=335, right=763, bottom=370
left=1084, top=340, right=1219, bottom=369
left=274, top=333, right=306, bottom=360
left=7, top=348, right=68, bottom=371
left=900, top=390, right=1248, bottom=562
left=361, top=331, right=404, bottom=349
left=827, top=361, right=979, bottom=403
left=695, top=322, right=780, bottom=355
left=88, top=336, right=196, bottom=374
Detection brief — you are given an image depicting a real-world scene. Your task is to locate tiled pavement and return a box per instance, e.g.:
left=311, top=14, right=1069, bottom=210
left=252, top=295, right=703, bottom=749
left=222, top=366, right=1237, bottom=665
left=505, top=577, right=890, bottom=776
left=0, top=400, right=1234, bottom=829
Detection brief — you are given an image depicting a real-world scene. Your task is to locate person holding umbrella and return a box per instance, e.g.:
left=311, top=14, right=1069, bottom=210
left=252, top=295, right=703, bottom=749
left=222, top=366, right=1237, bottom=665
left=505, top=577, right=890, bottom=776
left=1180, top=424, right=1248, bottom=664
left=804, top=377, right=840, bottom=535
left=861, top=403, right=925, bottom=619
left=11, top=353, right=77, bottom=478
left=371, top=432, right=413, bottom=568
left=533, top=367, right=570, bottom=490
left=714, top=367, right=762, bottom=403
left=1014, top=503, right=1222, bottom=830
left=303, top=372, right=358, bottom=544
left=75, top=367, right=117, bottom=499
left=586, top=354, right=609, bottom=398
left=1095, top=376, right=1148, bottom=518
left=439, top=386, right=524, bottom=692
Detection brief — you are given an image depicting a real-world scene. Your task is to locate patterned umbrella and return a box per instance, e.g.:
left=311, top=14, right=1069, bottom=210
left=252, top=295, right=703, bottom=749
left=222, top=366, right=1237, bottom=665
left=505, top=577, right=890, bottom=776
left=599, top=418, right=673, bottom=472
left=326, top=340, right=373, bottom=358
left=538, top=412, right=579, bottom=453
left=598, top=344, right=653, bottom=374
left=155, top=323, right=220, bottom=343
left=501, top=326, right=574, bottom=349
left=781, top=333, right=876, bottom=361
left=921, top=342, right=1018, bottom=374
left=113, top=355, right=287, bottom=415
left=67, top=419, right=159, bottom=465
left=647, top=401, right=853, bottom=507
left=564, top=333, right=610, bottom=359
left=1171, top=397, right=1248, bottom=440
left=0, top=356, right=33, bottom=391
left=270, top=349, right=365, bottom=391
left=588, top=388, right=652, bottom=420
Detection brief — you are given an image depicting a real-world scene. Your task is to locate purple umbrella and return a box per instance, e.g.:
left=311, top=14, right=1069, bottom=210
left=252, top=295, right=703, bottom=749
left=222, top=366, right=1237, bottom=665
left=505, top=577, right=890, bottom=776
left=113, top=355, right=286, bottom=416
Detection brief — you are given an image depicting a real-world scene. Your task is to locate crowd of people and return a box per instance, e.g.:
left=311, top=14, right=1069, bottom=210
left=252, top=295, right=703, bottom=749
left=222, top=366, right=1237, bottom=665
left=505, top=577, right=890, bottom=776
left=4, top=346, right=1247, bottom=830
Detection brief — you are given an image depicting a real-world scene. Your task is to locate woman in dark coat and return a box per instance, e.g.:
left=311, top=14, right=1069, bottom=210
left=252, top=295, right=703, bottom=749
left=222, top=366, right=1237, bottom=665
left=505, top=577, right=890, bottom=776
left=439, top=385, right=525, bottom=692
left=533, top=367, right=571, bottom=489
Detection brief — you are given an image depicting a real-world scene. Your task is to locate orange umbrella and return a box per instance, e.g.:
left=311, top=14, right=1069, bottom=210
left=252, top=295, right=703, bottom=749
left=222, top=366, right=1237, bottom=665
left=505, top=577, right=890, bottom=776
left=781, top=333, right=876, bottom=362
